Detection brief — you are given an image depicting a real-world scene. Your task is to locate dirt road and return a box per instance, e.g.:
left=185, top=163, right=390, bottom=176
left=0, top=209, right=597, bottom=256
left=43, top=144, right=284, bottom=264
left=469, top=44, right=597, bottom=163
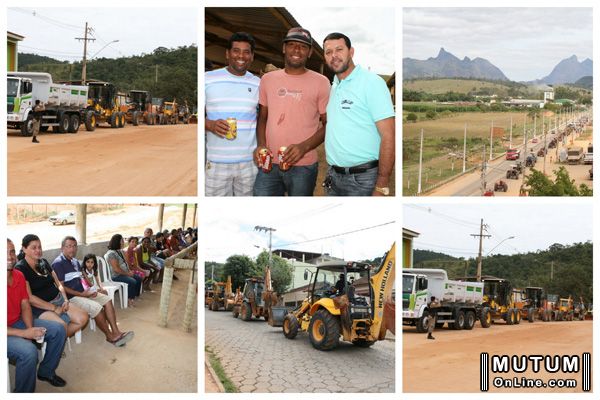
left=403, top=320, right=592, bottom=393
left=7, top=124, right=197, bottom=196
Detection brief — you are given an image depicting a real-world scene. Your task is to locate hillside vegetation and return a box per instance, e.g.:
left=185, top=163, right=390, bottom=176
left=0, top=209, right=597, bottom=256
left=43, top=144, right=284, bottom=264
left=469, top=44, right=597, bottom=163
left=18, top=45, right=198, bottom=108
left=412, top=242, right=593, bottom=302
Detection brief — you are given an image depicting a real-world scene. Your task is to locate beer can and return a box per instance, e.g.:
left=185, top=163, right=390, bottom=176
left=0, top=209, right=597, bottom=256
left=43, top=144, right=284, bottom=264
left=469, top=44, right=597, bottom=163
left=278, top=146, right=290, bottom=171
left=259, top=148, right=273, bottom=173
left=225, top=117, right=237, bottom=140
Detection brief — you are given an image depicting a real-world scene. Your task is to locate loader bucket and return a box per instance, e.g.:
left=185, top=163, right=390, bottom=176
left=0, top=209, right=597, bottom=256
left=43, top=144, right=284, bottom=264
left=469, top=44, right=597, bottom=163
left=268, top=306, right=288, bottom=327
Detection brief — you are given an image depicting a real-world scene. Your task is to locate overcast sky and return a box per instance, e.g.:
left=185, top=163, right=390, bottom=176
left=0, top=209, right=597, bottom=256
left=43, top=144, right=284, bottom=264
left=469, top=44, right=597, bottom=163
left=404, top=203, right=592, bottom=259
left=7, top=7, right=197, bottom=62
left=288, top=7, right=394, bottom=75
left=204, top=200, right=396, bottom=263
left=403, top=8, right=593, bottom=82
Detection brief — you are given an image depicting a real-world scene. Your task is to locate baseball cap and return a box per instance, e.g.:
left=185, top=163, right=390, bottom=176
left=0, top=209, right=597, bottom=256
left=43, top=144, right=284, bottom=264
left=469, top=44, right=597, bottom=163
left=283, top=27, right=312, bottom=46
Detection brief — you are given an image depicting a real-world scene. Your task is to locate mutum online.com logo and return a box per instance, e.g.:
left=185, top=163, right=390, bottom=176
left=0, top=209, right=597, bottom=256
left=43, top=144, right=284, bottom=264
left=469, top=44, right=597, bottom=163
left=480, top=353, right=591, bottom=392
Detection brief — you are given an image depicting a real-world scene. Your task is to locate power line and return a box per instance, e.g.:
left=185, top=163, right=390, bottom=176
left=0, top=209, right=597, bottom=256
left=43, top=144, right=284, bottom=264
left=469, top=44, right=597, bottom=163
left=276, top=221, right=396, bottom=248
left=405, top=204, right=479, bottom=228
left=10, top=8, right=82, bottom=31
left=19, top=44, right=81, bottom=56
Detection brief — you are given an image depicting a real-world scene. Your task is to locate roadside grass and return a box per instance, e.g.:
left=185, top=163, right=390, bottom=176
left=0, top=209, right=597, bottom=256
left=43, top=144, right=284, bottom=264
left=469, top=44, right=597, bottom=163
left=205, top=345, right=238, bottom=393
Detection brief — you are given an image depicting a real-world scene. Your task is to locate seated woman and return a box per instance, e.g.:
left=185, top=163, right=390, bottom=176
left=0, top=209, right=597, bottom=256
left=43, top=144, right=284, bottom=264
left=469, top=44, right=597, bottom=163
left=15, top=234, right=89, bottom=338
left=135, top=237, right=160, bottom=292
left=124, top=236, right=152, bottom=292
left=105, top=234, right=143, bottom=307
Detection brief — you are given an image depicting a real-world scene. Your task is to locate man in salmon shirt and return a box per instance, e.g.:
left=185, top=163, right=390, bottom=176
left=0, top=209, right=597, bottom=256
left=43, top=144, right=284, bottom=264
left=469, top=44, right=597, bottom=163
left=7, top=238, right=67, bottom=392
left=253, top=27, right=330, bottom=196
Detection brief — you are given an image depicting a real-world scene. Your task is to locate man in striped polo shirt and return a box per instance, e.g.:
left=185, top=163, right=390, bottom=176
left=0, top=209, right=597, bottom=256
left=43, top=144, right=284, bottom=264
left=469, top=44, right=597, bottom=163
left=205, top=32, right=260, bottom=196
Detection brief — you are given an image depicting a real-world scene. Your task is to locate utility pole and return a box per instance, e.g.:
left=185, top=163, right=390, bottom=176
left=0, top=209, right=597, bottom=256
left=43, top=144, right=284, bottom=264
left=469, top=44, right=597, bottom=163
left=463, top=123, right=467, bottom=173
left=509, top=116, right=513, bottom=149
left=489, top=120, right=494, bottom=161
left=471, top=219, right=491, bottom=282
left=550, top=261, right=554, bottom=281
left=543, top=116, right=548, bottom=175
left=255, top=225, right=276, bottom=267
left=75, top=22, right=95, bottom=84
left=480, top=144, right=487, bottom=194
left=417, top=128, right=424, bottom=194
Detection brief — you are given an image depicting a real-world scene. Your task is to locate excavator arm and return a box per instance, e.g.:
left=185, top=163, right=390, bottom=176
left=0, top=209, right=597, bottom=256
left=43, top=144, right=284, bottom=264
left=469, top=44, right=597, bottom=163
left=369, top=242, right=396, bottom=339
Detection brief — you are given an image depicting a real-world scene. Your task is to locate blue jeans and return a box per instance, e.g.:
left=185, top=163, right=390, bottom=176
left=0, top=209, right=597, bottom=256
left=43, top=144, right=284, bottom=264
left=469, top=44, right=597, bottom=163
left=113, top=274, right=143, bottom=299
left=326, top=166, right=378, bottom=196
left=253, top=163, right=318, bottom=196
left=151, top=255, right=165, bottom=270
left=8, top=318, right=67, bottom=392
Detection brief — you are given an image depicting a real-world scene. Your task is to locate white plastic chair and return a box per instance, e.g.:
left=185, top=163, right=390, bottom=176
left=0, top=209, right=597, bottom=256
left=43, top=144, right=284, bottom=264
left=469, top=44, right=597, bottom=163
left=98, top=256, right=128, bottom=308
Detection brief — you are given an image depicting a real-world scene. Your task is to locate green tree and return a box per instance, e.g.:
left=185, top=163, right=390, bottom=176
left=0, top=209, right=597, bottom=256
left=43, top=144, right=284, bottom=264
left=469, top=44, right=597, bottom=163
left=526, top=167, right=592, bottom=196
left=222, top=255, right=255, bottom=291
left=252, top=251, right=294, bottom=294
left=425, top=110, right=437, bottom=120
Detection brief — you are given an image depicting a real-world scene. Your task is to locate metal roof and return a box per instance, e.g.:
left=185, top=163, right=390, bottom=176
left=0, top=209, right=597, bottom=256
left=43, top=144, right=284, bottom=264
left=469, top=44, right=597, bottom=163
left=205, top=7, right=331, bottom=79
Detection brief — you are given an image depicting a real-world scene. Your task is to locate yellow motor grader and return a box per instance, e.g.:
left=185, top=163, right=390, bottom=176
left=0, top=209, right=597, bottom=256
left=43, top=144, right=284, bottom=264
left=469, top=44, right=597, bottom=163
left=280, top=243, right=395, bottom=351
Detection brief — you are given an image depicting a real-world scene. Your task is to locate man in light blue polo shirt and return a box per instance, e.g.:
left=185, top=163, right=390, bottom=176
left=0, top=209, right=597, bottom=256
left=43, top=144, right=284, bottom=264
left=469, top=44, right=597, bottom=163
left=323, top=32, right=395, bottom=196
left=205, top=32, right=260, bottom=196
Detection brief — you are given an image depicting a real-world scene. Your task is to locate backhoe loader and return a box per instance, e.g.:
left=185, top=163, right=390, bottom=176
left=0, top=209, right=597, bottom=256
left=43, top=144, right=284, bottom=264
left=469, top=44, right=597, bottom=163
left=210, top=276, right=235, bottom=311
left=232, top=266, right=285, bottom=327
left=280, top=243, right=395, bottom=351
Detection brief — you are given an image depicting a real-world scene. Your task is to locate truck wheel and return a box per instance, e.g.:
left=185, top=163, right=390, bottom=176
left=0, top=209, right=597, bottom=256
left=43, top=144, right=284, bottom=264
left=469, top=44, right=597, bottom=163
left=240, top=302, right=252, bottom=321
left=452, top=310, right=465, bottom=330
left=308, top=309, right=340, bottom=351
left=514, top=309, right=521, bottom=324
left=84, top=111, right=96, bottom=131
left=21, top=114, right=34, bottom=136
left=58, top=113, right=70, bottom=133
left=352, top=340, right=375, bottom=348
left=415, top=310, right=429, bottom=333
left=464, top=311, right=476, bottom=330
left=506, top=309, right=514, bottom=325
left=283, top=314, right=300, bottom=339
left=110, top=113, right=118, bottom=128
left=528, top=308, right=535, bottom=323
left=68, top=114, right=80, bottom=133
left=133, top=111, right=140, bottom=126
left=480, top=307, right=491, bottom=328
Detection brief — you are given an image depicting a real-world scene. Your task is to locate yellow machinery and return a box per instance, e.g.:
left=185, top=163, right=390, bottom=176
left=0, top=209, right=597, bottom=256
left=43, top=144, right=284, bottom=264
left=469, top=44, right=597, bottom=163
left=232, top=266, right=284, bottom=326
left=281, top=243, right=395, bottom=351
left=476, top=277, right=520, bottom=325
left=161, top=100, right=179, bottom=125
left=209, top=276, right=234, bottom=311
left=84, top=81, right=125, bottom=130
left=554, top=296, right=575, bottom=321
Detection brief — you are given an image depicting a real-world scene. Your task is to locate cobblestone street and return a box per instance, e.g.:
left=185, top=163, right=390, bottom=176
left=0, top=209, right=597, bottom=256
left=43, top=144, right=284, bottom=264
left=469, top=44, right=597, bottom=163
left=205, top=309, right=395, bottom=393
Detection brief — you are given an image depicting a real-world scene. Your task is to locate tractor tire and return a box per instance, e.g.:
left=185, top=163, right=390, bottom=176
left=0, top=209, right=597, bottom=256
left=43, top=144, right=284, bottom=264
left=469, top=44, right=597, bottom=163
left=352, top=340, right=376, bottom=348
left=308, top=309, right=340, bottom=351
left=68, top=114, right=80, bottom=133
left=118, top=112, right=125, bottom=128
left=21, top=114, right=34, bottom=136
left=515, top=309, right=521, bottom=324
left=506, top=309, right=514, bottom=325
left=283, top=314, right=300, bottom=339
left=58, top=113, right=70, bottom=133
left=464, top=311, right=476, bottom=330
left=110, top=113, right=118, bottom=128
left=528, top=308, right=535, bottom=323
left=452, top=310, right=465, bottom=330
left=133, top=111, right=140, bottom=126
left=480, top=307, right=491, bottom=328
left=240, top=302, right=252, bottom=321
left=84, top=111, right=96, bottom=131
left=415, top=310, right=429, bottom=333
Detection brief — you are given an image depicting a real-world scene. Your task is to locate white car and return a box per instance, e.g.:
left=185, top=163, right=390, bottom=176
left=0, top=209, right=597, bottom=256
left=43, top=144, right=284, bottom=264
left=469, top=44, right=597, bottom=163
left=49, top=211, right=76, bottom=225
left=583, top=153, right=593, bottom=165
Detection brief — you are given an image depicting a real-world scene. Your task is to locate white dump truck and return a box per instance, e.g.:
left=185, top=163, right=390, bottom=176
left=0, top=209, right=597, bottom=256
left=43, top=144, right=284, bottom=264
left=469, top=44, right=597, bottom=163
left=7, top=72, right=89, bottom=136
left=403, top=268, right=490, bottom=332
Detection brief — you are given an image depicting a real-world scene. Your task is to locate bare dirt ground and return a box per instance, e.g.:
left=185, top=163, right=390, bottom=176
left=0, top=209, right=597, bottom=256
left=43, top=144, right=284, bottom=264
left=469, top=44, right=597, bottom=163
left=403, top=320, right=592, bottom=393
left=8, top=269, right=198, bottom=393
left=7, top=124, right=197, bottom=196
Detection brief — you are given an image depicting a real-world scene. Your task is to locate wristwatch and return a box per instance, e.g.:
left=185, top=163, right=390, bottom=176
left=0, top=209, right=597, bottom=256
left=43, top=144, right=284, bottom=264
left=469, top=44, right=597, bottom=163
left=375, top=186, right=390, bottom=196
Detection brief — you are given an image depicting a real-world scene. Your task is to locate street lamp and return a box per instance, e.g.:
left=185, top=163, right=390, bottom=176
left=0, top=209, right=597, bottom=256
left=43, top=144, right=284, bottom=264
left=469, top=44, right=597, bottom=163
left=486, top=236, right=515, bottom=256
left=91, top=39, right=119, bottom=59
